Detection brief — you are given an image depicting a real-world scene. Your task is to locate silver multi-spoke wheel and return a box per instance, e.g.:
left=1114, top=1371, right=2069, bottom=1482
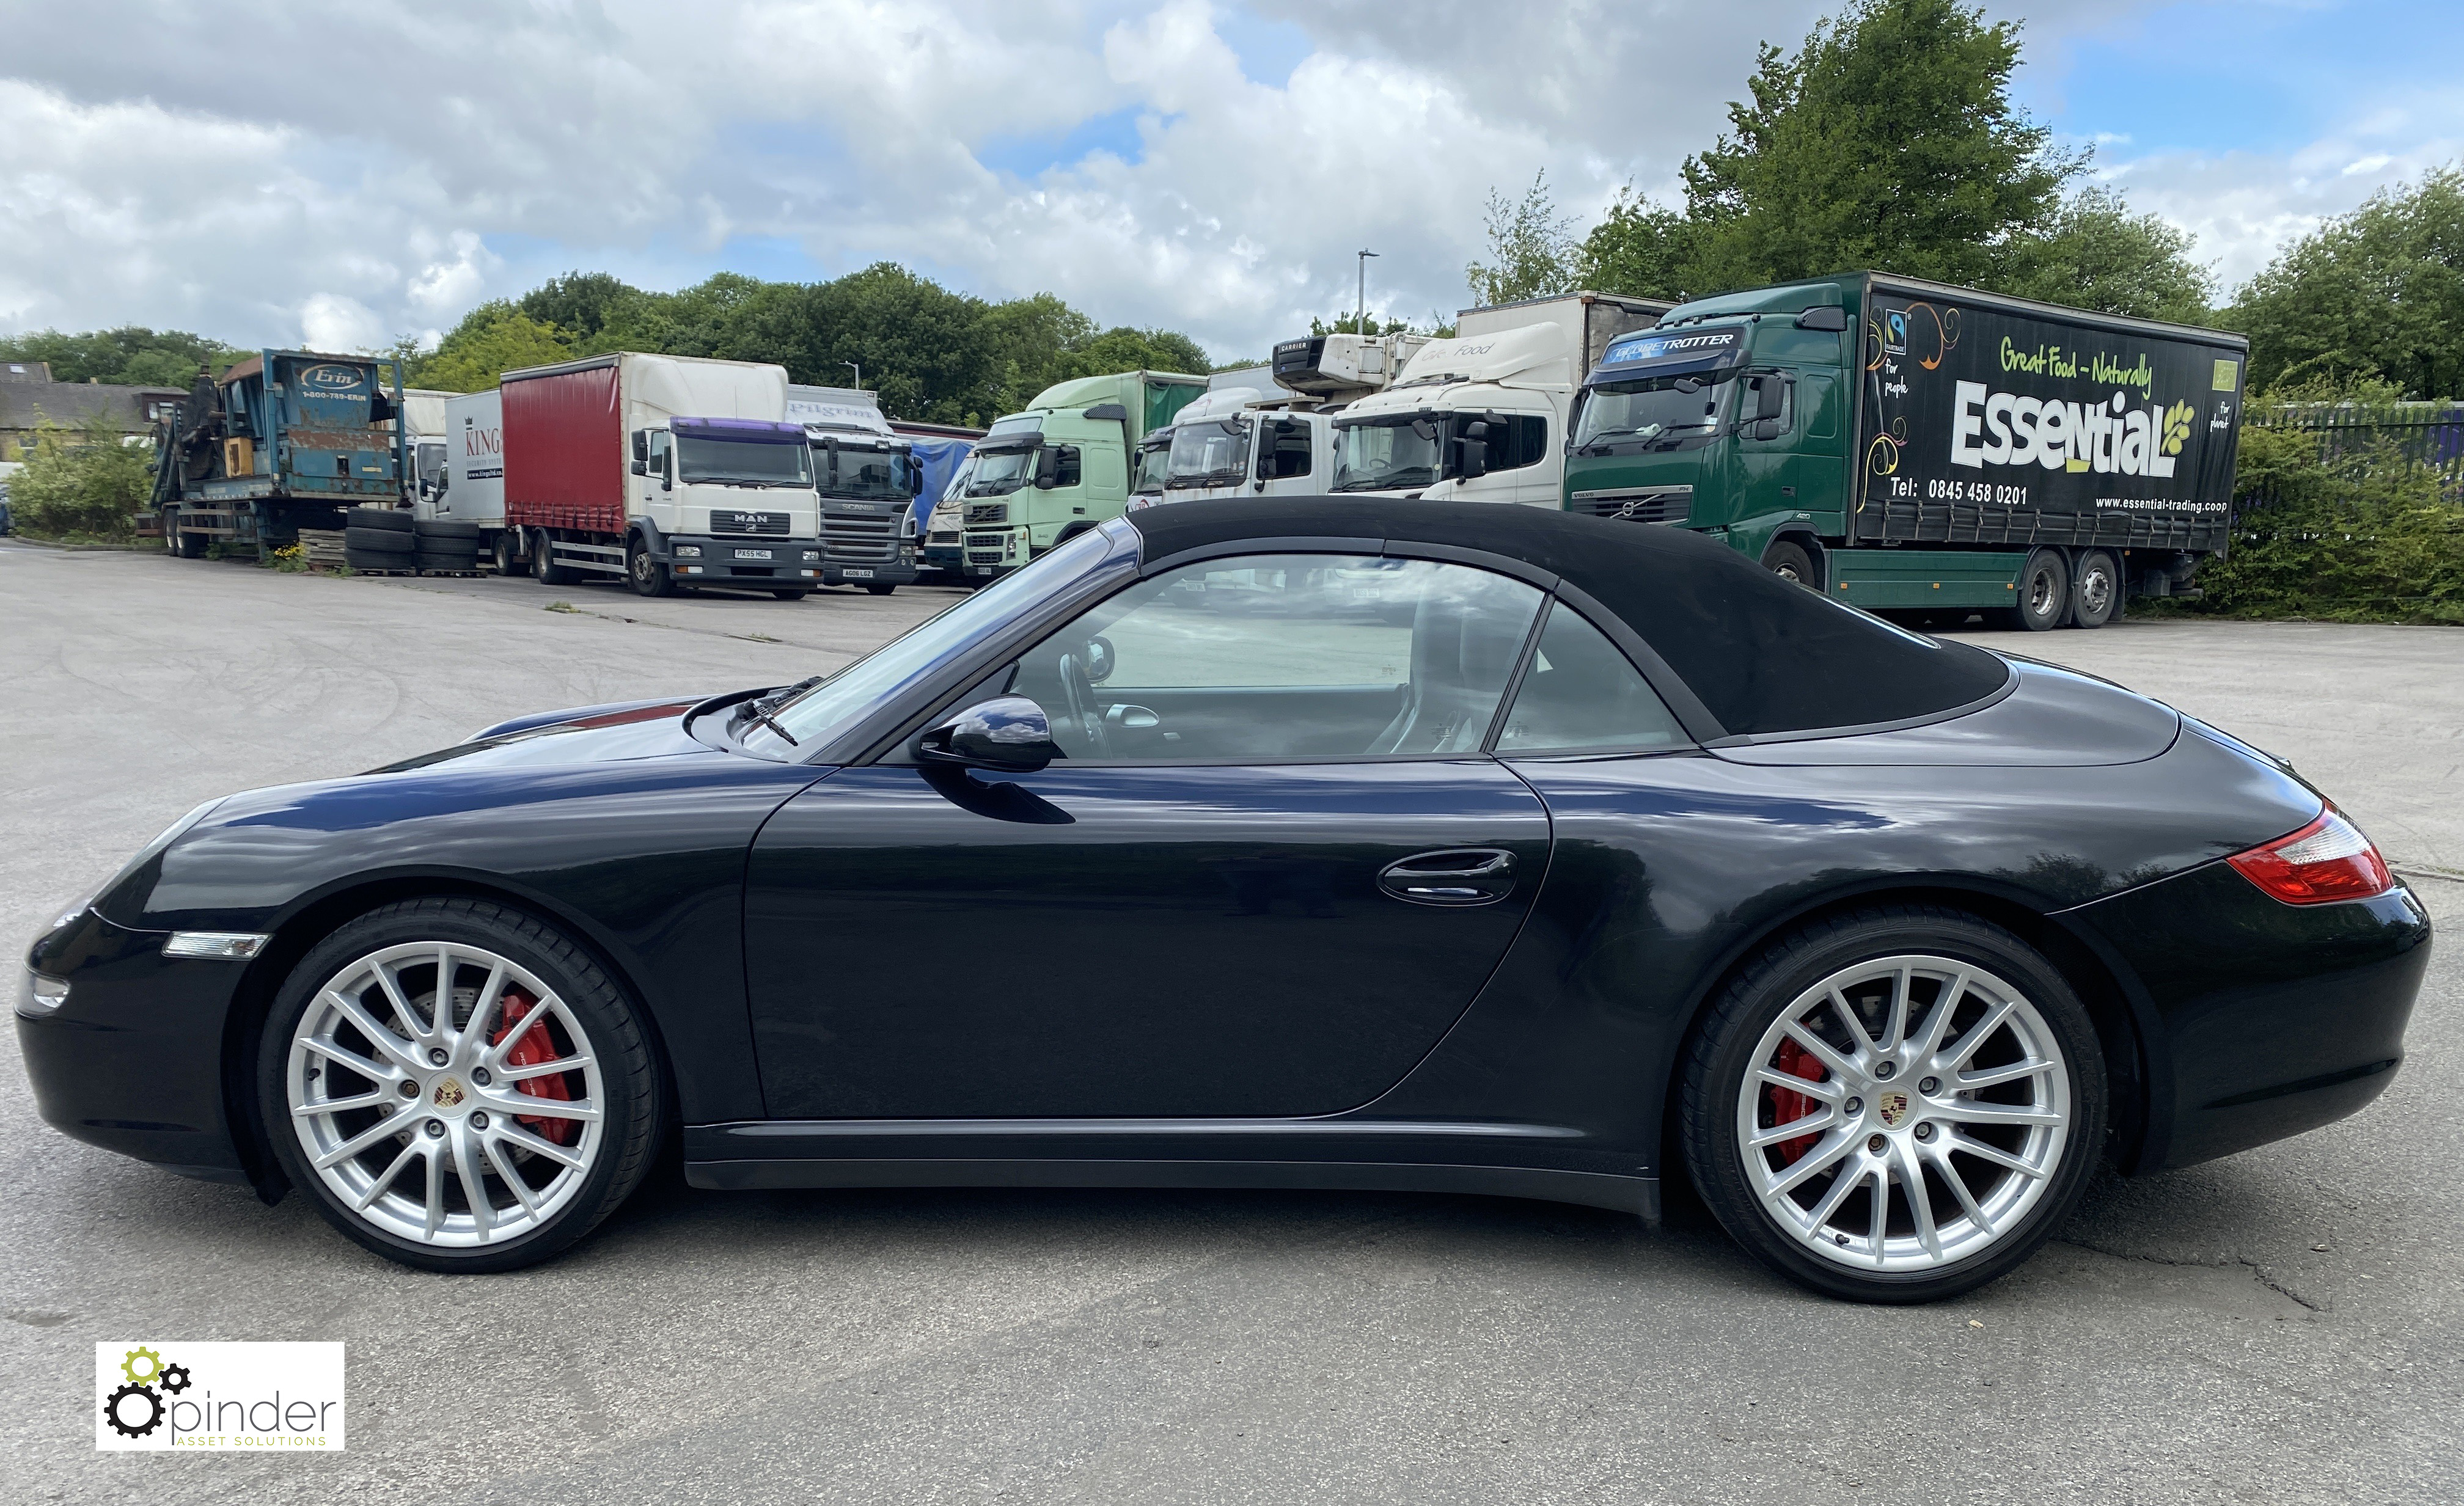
left=1734, top=954, right=2071, bottom=1273
left=285, top=941, right=604, bottom=1249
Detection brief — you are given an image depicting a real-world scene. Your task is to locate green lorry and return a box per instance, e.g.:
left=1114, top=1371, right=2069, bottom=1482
left=1561, top=273, right=2248, bottom=629
left=950, top=369, right=1207, bottom=578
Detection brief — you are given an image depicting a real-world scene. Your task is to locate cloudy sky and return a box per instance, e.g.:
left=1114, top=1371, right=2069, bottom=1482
left=4, top=0, right=2457, bottom=362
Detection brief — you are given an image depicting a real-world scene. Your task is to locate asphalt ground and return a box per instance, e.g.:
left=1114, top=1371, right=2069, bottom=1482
left=2, top=542, right=2458, bottom=1504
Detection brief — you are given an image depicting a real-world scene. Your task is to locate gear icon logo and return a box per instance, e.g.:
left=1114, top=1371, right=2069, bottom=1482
left=120, top=1346, right=165, bottom=1387
left=160, top=1362, right=193, bottom=1395
left=105, top=1381, right=164, bottom=1439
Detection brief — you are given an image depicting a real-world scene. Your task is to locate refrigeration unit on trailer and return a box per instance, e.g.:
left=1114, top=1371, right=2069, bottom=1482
left=501, top=353, right=822, bottom=599
left=1558, top=272, right=2248, bottom=629
left=1270, top=331, right=1430, bottom=404
left=153, top=350, right=412, bottom=560
left=1327, top=291, right=1670, bottom=506
left=790, top=383, right=921, bottom=593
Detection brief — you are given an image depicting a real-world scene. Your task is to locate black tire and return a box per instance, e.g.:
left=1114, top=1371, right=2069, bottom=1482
left=416, top=553, right=480, bottom=575
left=2071, top=549, right=2121, bottom=630
left=416, top=519, right=483, bottom=542
left=770, top=587, right=812, bottom=601
left=256, top=897, right=664, bottom=1273
left=534, top=530, right=574, bottom=587
left=864, top=583, right=897, bottom=596
left=343, top=547, right=404, bottom=572
left=493, top=532, right=527, bottom=577
left=627, top=536, right=673, bottom=598
left=1763, top=539, right=1819, bottom=590
left=1995, top=547, right=2068, bottom=632
left=344, top=525, right=416, bottom=555
left=348, top=506, right=414, bottom=533
left=164, top=507, right=203, bottom=560
left=1681, top=904, right=2106, bottom=1304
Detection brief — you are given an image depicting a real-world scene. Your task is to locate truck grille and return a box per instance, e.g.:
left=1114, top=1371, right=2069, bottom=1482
left=710, top=511, right=790, bottom=536
left=965, top=530, right=1009, bottom=565
left=822, top=506, right=898, bottom=563
left=1570, top=486, right=1693, bottom=526
left=965, top=502, right=1008, bottom=526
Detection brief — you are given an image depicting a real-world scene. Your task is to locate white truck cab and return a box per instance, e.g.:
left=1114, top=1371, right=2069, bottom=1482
left=1159, top=387, right=1340, bottom=504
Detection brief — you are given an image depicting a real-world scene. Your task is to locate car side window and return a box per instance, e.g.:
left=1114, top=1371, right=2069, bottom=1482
left=1495, top=602, right=1688, bottom=753
left=1012, top=554, right=1545, bottom=763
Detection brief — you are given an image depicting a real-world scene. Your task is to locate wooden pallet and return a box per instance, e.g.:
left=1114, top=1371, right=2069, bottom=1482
left=296, top=528, right=347, bottom=568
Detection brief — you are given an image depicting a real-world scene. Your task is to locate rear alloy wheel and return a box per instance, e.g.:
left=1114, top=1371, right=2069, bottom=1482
left=628, top=536, right=673, bottom=598
left=2071, top=549, right=2121, bottom=629
left=1683, top=908, right=2105, bottom=1303
left=1763, top=539, right=1819, bottom=590
left=260, top=899, right=660, bottom=1271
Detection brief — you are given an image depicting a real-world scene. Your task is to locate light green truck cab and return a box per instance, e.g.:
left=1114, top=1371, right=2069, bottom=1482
left=1563, top=274, right=2245, bottom=629
left=958, top=369, right=1207, bottom=577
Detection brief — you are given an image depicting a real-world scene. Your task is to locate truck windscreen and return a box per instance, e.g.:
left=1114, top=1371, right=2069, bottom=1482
left=1331, top=418, right=1442, bottom=492
left=1167, top=420, right=1250, bottom=488
left=1134, top=439, right=1172, bottom=494
left=815, top=445, right=914, bottom=501
left=677, top=435, right=813, bottom=487
left=1574, top=376, right=1734, bottom=451
left=963, top=447, right=1036, bottom=496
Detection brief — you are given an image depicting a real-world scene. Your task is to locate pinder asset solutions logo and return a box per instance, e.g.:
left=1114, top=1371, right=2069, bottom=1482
left=96, top=1342, right=345, bottom=1451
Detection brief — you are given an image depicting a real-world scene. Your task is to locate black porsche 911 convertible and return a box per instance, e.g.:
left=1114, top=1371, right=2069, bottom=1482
left=20, top=499, right=2432, bottom=1301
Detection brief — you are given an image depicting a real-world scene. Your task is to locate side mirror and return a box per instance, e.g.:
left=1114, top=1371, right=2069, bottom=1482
left=1084, top=634, right=1116, bottom=684
left=1034, top=447, right=1060, bottom=489
left=631, top=431, right=650, bottom=463
left=1794, top=305, right=1847, bottom=332
left=1753, top=376, right=1788, bottom=423
left=1457, top=422, right=1491, bottom=480
left=915, top=696, right=1060, bottom=773
left=629, top=459, right=647, bottom=476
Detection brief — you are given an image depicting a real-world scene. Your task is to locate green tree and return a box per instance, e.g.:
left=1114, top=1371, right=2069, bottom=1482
left=1310, top=313, right=1411, bottom=336
left=1466, top=170, right=1579, bottom=307
left=414, top=302, right=574, bottom=391
left=9, top=414, right=155, bottom=540
left=2002, top=186, right=2215, bottom=324
left=0, top=326, right=246, bottom=386
left=2225, top=166, right=2464, bottom=397
left=1681, top=0, right=2074, bottom=293
left=1575, top=186, right=1697, bottom=302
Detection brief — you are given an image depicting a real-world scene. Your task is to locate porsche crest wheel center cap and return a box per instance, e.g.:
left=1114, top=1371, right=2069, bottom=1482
left=431, top=1077, right=468, bottom=1109
left=1875, top=1091, right=1910, bottom=1128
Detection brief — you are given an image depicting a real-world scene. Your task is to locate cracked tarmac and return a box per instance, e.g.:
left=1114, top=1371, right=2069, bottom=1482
left=2, top=547, right=2458, bottom=1504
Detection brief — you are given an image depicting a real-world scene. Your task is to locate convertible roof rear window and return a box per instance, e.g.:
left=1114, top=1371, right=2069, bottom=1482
left=1125, top=498, right=2010, bottom=738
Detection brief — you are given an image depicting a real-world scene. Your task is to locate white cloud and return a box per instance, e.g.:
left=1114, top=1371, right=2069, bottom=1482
left=0, top=0, right=2455, bottom=362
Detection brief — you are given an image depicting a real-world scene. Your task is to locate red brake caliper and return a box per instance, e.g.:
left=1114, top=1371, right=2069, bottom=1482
left=1767, top=1038, right=1827, bottom=1165
left=489, top=990, right=576, bottom=1146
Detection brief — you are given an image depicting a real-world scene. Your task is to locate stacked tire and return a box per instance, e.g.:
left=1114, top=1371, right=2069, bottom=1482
left=343, top=507, right=416, bottom=572
left=413, top=519, right=483, bottom=576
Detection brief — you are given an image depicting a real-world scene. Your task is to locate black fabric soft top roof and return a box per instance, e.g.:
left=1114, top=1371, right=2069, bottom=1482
left=1124, top=497, right=2011, bottom=739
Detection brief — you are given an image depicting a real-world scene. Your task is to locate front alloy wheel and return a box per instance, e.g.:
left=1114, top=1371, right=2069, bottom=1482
left=262, top=899, right=659, bottom=1271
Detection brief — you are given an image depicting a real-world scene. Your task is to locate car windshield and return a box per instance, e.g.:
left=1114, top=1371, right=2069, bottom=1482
left=963, top=447, right=1036, bottom=496
left=742, top=522, right=1133, bottom=755
left=1167, top=420, right=1250, bottom=488
left=813, top=443, right=913, bottom=501
left=676, top=435, right=813, bottom=487
left=1132, top=437, right=1172, bottom=494
left=1330, top=417, right=1442, bottom=492
left=1574, top=375, right=1734, bottom=448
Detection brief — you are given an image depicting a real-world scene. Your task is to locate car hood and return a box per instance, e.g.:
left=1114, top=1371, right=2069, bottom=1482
left=1711, top=659, right=2179, bottom=767
left=385, top=697, right=719, bottom=773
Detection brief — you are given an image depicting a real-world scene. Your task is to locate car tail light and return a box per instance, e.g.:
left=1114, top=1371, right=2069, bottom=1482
left=2227, top=806, right=2392, bottom=905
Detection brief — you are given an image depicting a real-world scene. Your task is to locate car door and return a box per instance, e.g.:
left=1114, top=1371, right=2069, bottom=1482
left=743, top=550, right=1556, bottom=1120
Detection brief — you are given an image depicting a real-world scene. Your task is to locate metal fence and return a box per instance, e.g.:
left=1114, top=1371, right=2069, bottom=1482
left=2244, top=401, right=2464, bottom=505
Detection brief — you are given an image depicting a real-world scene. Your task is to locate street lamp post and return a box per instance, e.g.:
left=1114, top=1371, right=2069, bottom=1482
left=1355, top=250, right=1379, bottom=334
left=842, top=360, right=861, bottom=390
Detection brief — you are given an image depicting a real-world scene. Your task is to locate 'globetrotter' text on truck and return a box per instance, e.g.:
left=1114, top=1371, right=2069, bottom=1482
left=501, top=352, right=824, bottom=599
left=1562, top=272, right=2247, bottom=630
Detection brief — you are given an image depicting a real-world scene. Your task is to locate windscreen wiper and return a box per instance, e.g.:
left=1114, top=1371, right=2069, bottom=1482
left=735, top=675, right=825, bottom=747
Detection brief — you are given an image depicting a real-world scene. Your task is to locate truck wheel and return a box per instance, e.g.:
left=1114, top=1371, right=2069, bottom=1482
left=534, top=532, right=573, bottom=587
left=1999, top=548, right=2069, bottom=632
left=494, top=532, right=527, bottom=578
left=2071, top=550, right=2120, bottom=629
left=1763, top=539, right=1819, bottom=590
left=627, top=538, right=673, bottom=598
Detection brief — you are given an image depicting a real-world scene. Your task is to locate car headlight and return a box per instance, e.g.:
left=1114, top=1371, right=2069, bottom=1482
left=18, top=970, right=70, bottom=1016
left=675, top=544, right=703, bottom=558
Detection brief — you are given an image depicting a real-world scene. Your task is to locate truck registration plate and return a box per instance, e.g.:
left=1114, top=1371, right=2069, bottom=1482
left=841, top=568, right=874, bottom=579
left=733, top=548, right=774, bottom=561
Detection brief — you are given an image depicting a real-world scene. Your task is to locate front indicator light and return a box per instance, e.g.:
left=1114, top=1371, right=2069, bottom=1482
left=18, top=971, right=70, bottom=1015
left=2227, top=806, right=2392, bottom=905
left=162, top=932, right=271, bottom=961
